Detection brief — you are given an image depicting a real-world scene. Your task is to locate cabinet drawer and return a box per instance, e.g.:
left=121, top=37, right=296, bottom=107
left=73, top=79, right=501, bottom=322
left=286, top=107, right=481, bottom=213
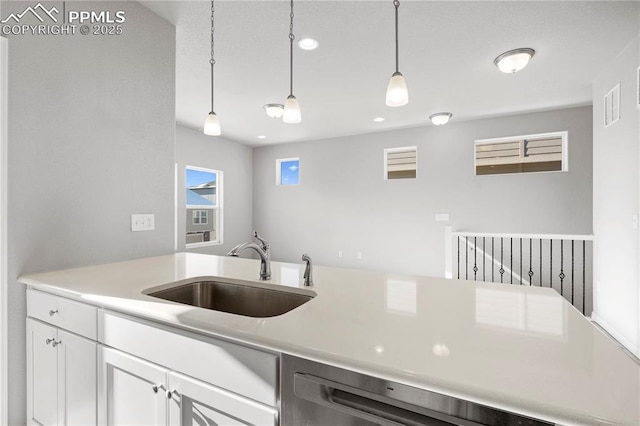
left=99, top=311, right=278, bottom=407
left=28, top=289, right=97, bottom=340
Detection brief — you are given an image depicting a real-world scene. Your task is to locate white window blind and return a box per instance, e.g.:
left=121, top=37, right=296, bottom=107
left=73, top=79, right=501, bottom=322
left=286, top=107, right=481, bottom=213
left=475, top=132, right=567, bottom=176
left=384, top=146, right=417, bottom=179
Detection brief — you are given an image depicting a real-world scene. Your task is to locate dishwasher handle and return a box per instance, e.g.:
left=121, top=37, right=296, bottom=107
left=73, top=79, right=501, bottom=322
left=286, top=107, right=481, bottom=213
left=293, top=373, right=460, bottom=426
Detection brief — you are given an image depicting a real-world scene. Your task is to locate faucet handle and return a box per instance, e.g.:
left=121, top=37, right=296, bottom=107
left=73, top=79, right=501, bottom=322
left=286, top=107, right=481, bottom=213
left=253, top=231, right=270, bottom=250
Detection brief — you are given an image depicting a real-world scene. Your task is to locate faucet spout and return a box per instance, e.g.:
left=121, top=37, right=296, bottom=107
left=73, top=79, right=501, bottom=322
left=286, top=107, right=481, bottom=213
left=302, top=254, right=313, bottom=287
left=227, top=241, right=271, bottom=280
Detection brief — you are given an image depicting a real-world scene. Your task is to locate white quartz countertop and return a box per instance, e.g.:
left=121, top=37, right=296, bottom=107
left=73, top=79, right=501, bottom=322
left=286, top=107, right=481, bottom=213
left=18, top=253, right=640, bottom=425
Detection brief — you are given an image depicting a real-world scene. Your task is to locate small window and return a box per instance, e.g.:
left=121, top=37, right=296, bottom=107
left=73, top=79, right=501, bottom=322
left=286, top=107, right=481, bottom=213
left=185, top=166, right=222, bottom=247
left=276, top=158, right=300, bottom=186
left=384, top=146, right=417, bottom=180
left=192, top=210, right=208, bottom=225
left=474, top=132, right=567, bottom=176
left=604, top=83, right=620, bottom=127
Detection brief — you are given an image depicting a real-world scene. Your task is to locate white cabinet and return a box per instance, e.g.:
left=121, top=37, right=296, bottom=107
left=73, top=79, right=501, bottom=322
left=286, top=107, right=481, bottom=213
left=27, top=318, right=97, bottom=426
left=98, top=346, right=168, bottom=426
left=167, top=371, right=276, bottom=426
left=98, top=346, right=276, bottom=426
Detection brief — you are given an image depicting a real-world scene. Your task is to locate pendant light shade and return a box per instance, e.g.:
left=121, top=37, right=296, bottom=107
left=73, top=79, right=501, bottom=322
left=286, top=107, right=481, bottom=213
left=283, top=95, right=302, bottom=123
left=386, top=0, right=408, bottom=107
left=203, top=1, right=221, bottom=136
left=386, top=72, right=408, bottom=107
left=204, top=112, right=221, bottom=135
left=284, top=0, right=302, bottom=124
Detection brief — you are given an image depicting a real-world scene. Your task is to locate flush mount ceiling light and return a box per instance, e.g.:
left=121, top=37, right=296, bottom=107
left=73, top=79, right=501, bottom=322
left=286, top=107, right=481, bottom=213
left=373, top=117, right=385, bottom=122
left=298, top=37, right=319, bottom=51
left=203, top=1, right=221, bottom=136
left=283, top=0, right=302, bottom=124
left=429, top=112, right=452, bottom=126
left=263, top=103, right=284, bottom=119
left=494, top=48, right=535, bottom=74
left=385, top=0, right=408, bottom=107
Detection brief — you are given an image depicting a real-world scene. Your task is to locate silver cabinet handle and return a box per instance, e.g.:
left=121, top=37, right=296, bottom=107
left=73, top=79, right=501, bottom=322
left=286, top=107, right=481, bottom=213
left=152, top=384, right=166, bottom=394
left=45, top=338, right=55, bottom=345
left=51, top=340, right=61, bottom=347
left=49, top=309, right=58, bottom=316
left=167, top=389, right=179, bottom=400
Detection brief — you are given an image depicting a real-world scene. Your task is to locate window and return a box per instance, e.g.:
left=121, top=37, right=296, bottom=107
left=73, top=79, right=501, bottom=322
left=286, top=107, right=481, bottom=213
left=474, top=131, right=567, bottom=176
left=384, top=146, right=417, bottom=179
left=276, top=158, right=299, bottom=186
left=192, top=210, right=208, bottom=225
left=185, top=166, right=222, bottom=246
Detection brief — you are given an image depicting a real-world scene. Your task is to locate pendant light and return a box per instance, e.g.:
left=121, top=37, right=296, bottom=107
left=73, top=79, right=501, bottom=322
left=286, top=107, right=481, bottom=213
left=204, top=0, right=221, bottom=136
left=385, top=0, right=408, bottom=107
left=283, top=0, right=302, bottom=124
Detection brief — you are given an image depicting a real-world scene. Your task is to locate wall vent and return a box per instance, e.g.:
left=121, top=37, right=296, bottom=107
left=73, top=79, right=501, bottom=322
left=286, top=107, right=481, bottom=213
left=384, top=146, right=417, bottom=179
left=604, top=83, right=620, bottom=127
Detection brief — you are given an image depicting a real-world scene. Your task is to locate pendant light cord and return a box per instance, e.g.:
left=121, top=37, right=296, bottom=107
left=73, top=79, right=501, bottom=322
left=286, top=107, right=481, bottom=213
left=210, top=0, right=215, bottom=112
left=394, top=0, right=400, bottom=74
left=289, top=0, right=295, bottom=97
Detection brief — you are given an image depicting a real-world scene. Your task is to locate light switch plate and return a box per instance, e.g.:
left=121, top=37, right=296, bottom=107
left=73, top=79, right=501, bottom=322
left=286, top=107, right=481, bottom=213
left=131, top=214, right=155, bottom=232
left=435, top=213, right=450, bottom=222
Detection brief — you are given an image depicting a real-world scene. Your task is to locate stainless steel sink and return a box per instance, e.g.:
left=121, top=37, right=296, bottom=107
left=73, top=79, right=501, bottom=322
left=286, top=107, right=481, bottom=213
left=145, top=280, right=315, bottom=318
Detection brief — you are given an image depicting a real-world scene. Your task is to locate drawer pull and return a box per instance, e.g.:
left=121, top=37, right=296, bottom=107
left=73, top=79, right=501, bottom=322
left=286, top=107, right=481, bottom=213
left=152, top=384, right=166, bottom=394
left=167, top=389, right=179, bottom=400
left=51, top=340, right=62, bottom=347
left=49, top=309, right=58, bottom=316
left=45, top=338, right=55, bottom=345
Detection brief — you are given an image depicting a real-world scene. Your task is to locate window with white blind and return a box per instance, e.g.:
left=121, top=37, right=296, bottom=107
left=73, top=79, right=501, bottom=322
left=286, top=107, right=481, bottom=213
left=474, top=132, right=567, bottom=176
left=384, top=146, right=417, bottom=180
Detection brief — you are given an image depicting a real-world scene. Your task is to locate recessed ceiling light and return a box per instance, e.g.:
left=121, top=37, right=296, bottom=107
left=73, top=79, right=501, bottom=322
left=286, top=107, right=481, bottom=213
left=494, top=48, right=535, bottom=73
left=297, top=37, right=319, bottom=51
left=373, top=117, right=385, bottom=122
left=263, top=103, right=284, bottom=119
left=429, top=112, right=452, bottom=126
left=257, top=135, right=267, bottom=139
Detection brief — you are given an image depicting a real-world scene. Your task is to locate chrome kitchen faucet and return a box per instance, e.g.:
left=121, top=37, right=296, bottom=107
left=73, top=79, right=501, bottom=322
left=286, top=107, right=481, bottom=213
left=227, top=231, right=271, bottom=280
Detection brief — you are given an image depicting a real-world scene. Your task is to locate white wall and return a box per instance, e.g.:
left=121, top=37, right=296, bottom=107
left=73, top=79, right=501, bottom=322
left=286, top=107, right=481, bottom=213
left=592, top=34, right=640, bottom=357
left=4, top=2, right=176, bottom=423
left=253, top=106, right=593, bottom=277
left=175, top=125, right=253, bottom=254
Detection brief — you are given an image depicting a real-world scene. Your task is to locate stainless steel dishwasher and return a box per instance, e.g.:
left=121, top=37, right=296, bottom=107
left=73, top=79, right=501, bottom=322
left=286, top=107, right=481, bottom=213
left=281, top=354, right=553, bottom=426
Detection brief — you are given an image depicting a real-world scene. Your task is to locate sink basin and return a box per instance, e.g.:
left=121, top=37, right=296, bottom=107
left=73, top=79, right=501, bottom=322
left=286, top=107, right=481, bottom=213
left=145, top=280, right=315, bottom=318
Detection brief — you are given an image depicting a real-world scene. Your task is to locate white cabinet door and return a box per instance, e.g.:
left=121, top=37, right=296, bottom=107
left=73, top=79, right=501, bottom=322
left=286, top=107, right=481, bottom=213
left=27, top=318, right=59, bottom=426
left=98, top=346, right=168, bottom=426
left=167, top=371, right=277, bottom=426
left=58, top=330, right=96, bottom=426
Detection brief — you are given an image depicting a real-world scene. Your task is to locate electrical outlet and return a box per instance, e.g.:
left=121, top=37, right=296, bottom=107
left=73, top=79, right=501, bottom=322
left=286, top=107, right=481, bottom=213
left=131, top=214, right=155, bottom=232
left=357, top=251, right=363, bottom=260
left=338, top=250, right=343, bottom=258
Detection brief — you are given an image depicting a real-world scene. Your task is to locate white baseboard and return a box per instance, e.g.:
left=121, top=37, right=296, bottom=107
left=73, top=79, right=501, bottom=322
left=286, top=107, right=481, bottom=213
left=591, top=312, right=640, bottom=360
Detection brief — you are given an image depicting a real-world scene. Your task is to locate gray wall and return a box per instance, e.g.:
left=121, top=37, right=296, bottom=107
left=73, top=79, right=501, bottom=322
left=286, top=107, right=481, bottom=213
left=253, top=106, right=593, bottom=277
left=4, top=2, right=176, bottom=423
left=176, top=125, right=253, bottom=254
left=592, top=34, right=640, bottom=356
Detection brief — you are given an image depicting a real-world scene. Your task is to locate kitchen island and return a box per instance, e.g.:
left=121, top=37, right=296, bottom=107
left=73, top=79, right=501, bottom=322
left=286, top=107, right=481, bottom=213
left=19, top=253, right=640, bottom=425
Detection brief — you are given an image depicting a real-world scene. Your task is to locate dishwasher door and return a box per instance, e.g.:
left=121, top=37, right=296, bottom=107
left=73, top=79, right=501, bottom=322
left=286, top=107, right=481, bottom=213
left=281, top=354, right=554, bottom=426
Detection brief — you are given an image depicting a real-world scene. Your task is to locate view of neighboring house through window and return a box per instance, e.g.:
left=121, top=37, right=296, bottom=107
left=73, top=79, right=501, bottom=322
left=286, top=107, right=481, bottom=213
left=276, top=158, right=300, bottom=185
left=185, top=166, right=222, bottom=246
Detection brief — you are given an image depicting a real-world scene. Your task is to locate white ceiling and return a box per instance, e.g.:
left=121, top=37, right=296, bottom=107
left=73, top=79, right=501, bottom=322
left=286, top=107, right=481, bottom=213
left=140, top=0, right=640, bottom=146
